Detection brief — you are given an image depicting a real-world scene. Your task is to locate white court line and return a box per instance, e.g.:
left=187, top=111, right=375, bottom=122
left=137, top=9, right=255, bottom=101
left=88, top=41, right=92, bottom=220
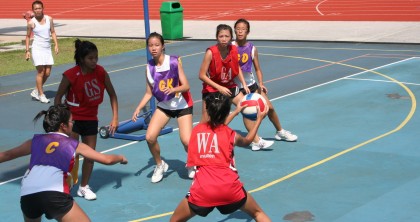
left=1, top=57, right=417, bottom=186
left=345, top=78, right=420, bottom=86
left=316, top=0, right=328, bottom=15
left=270, top=57, right=418, bottom=101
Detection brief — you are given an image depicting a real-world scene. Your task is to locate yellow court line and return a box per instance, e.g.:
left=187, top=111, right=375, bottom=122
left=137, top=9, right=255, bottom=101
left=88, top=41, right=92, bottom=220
left=258, top=45, right=420, bottom=53
left=250, top=55, right=417, bottom=190
left=129, top=56, right=417, bottom=222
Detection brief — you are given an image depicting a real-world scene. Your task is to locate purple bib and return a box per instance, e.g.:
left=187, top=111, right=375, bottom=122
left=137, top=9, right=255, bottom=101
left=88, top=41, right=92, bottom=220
left=148, top=56, right=180, bottom=102
left=237, top=42, right=254, bottom=73
left=30, top=134, right=79, bottom=172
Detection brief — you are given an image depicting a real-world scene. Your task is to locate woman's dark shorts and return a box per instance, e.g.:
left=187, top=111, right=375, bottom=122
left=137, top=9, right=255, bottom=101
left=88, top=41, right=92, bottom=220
left=158, top=106, right=193, bottom=118
left=187, top=188, right=248, bottom=217
left=240, top=83, right=259, bottom=95
left=21, top=191, right=74, bottom=220
left=72, top=120, right=99, bottom=136
left=202, top=87, right=240, bottom=100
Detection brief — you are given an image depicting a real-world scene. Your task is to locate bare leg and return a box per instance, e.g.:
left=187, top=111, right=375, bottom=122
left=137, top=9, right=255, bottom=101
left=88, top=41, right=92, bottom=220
left=260, top=91, right=282, bottom=131
left=240, top=193, right=271, bottom=222
left=145, top=109, right=171, bottom=165
left=170, top=198, right=196, bottom=222
left=177, top=114, right=193, bottom=152
left=35, top=65, right=51, bottom=96
left=58, top=201, right=90, bottom=222
left=80, top=135, right=97, bottom=187
left=42, top=65, right=52, bottom=85
left=35, top=65, right=46, bottom=96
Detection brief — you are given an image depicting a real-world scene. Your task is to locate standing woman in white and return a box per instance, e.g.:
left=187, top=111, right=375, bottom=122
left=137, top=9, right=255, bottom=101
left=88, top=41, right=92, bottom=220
left=25, top=0, right=59, bottom=104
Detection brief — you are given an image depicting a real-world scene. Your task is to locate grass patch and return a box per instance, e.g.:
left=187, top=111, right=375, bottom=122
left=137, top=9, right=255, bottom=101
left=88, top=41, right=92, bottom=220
left=0, top=37, right=146, bottom=76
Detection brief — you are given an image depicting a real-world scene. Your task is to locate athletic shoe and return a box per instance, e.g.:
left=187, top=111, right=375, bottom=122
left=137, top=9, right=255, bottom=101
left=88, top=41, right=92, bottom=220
left=77, top=185, right=97, bottom=200
left=187, top=166, right=196, bottom=179
left=251, top=137, right=274, bottom=151
left=30, top=89, right=39, bottom=100
left=151, top=160, right=169, bottom=183
left=275, top=129, right=298, bottom=142
left=38, top=94, right=50, bottom=103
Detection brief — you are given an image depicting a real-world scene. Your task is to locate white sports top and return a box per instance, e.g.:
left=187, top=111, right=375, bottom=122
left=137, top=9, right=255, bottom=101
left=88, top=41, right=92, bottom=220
left=31, top=16, right=51, bottom=48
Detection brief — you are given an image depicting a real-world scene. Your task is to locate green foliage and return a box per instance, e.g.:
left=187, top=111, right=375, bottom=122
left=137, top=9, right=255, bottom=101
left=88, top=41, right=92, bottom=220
left=0, top=38, right=146, bottom=76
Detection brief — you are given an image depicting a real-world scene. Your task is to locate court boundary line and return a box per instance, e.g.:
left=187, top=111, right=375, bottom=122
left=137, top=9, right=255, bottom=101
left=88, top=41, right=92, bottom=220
left=1, top=56, right=417, bottom=222
left=345, top=77, right=420, bottom=86
left=129, top=57, right=417, bottom=221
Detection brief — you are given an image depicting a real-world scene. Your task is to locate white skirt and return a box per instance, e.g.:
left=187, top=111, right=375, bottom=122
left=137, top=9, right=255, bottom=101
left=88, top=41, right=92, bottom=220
left=31, top=46, right=54, bottom=66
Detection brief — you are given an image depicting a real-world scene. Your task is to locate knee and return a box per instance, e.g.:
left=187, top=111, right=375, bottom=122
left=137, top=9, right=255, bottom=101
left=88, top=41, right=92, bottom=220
left=145, top=133, right=157, bottom=145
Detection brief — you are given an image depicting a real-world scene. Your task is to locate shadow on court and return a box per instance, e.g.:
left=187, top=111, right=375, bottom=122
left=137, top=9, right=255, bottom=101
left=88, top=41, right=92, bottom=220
left=1, top=40, right=420, bottom=221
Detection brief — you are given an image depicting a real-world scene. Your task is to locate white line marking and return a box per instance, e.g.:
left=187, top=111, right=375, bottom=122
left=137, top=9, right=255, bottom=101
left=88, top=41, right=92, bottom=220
left=316, top=0, right=328, bottom=16
left=1, top=58, right=417, bottom=186
left=345, top=78, right=420, bottom=86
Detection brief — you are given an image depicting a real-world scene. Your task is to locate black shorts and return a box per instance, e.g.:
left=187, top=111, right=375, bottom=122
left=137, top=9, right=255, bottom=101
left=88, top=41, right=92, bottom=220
left=187, top=188, right=248, bottom=217
left=72, top=120, right=98, bottom=136
left=202, top=87, right=239, bottom=100
left=20, top=191, right=74, bottom=220
left=158, top=106, right=193, bottom=118
left=240, top=83, right=259, bottom=94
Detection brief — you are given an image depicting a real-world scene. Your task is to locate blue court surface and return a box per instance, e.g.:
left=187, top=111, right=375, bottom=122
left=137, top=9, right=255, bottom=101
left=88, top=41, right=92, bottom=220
left=1, top=40, right=420, bottom=221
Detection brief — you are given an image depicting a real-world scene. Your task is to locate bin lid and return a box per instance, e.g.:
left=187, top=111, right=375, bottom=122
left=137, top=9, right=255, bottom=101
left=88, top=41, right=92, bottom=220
left=160, top=1, right=183, bottom=12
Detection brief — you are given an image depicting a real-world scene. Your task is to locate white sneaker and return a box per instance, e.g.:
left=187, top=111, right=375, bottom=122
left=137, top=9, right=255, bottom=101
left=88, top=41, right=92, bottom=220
left=30, top=89, right=39, bottom=100
left=151, top=160, right=169, bottom=183
left=77, top=185, right=97, bottom=200
left=38, top=94, right=50, bottom=103
left=251, top=137, right=274, bottom=151
left=187, top=166, right=196, bottom=179
left=275, top=129, right=298, bottom=142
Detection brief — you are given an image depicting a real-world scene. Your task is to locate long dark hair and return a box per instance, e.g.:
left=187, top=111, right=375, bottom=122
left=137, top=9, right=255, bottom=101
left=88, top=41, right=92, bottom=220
left=205, top=93, right=232, bottom=129
left=74, top=39, right=98, bottom=66
left=33, top=105, right=71, bottom=133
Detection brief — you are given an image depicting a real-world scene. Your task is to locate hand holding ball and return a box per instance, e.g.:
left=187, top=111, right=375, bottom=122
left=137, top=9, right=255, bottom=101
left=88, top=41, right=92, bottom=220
left=240, top=93, right=268, bottom=120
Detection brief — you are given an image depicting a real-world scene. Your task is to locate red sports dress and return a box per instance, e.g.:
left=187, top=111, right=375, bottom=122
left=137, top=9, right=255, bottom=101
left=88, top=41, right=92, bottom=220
left=187, top=123, right=245, bottom=207
left=202, top=44, right=240, bottom=94
left=63, top=65, right=106, bottom=120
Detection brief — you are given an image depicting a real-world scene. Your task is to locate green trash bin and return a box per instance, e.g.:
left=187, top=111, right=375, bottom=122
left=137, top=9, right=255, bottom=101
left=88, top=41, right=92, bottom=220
left=160, top=1, right=183, bottom=40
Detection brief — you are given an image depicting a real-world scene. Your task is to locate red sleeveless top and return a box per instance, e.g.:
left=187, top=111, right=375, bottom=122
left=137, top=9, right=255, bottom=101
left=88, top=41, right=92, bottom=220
left=64, top=65, right=106, bottom=120
left=202, top=44, right=239, bottom=93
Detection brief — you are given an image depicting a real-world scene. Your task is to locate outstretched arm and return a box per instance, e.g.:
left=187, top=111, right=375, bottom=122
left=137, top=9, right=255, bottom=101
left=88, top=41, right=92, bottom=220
left=0, top=140, right=32, bottom=163
left=224, top=102, right=246, bottom=125
left=76, top=142, right=127, bottom=165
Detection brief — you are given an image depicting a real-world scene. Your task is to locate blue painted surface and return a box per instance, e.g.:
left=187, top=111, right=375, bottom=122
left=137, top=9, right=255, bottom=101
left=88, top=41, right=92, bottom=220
left=1, top=41, right=420, bottom=221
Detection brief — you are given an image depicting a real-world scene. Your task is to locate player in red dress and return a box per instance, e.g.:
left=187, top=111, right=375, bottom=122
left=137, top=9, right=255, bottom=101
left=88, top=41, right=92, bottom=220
left=54, top=39, right=119, bottom=200
left=198, top=24, right=274, bottom=151
left=170, top=93, right=271, bottom=222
